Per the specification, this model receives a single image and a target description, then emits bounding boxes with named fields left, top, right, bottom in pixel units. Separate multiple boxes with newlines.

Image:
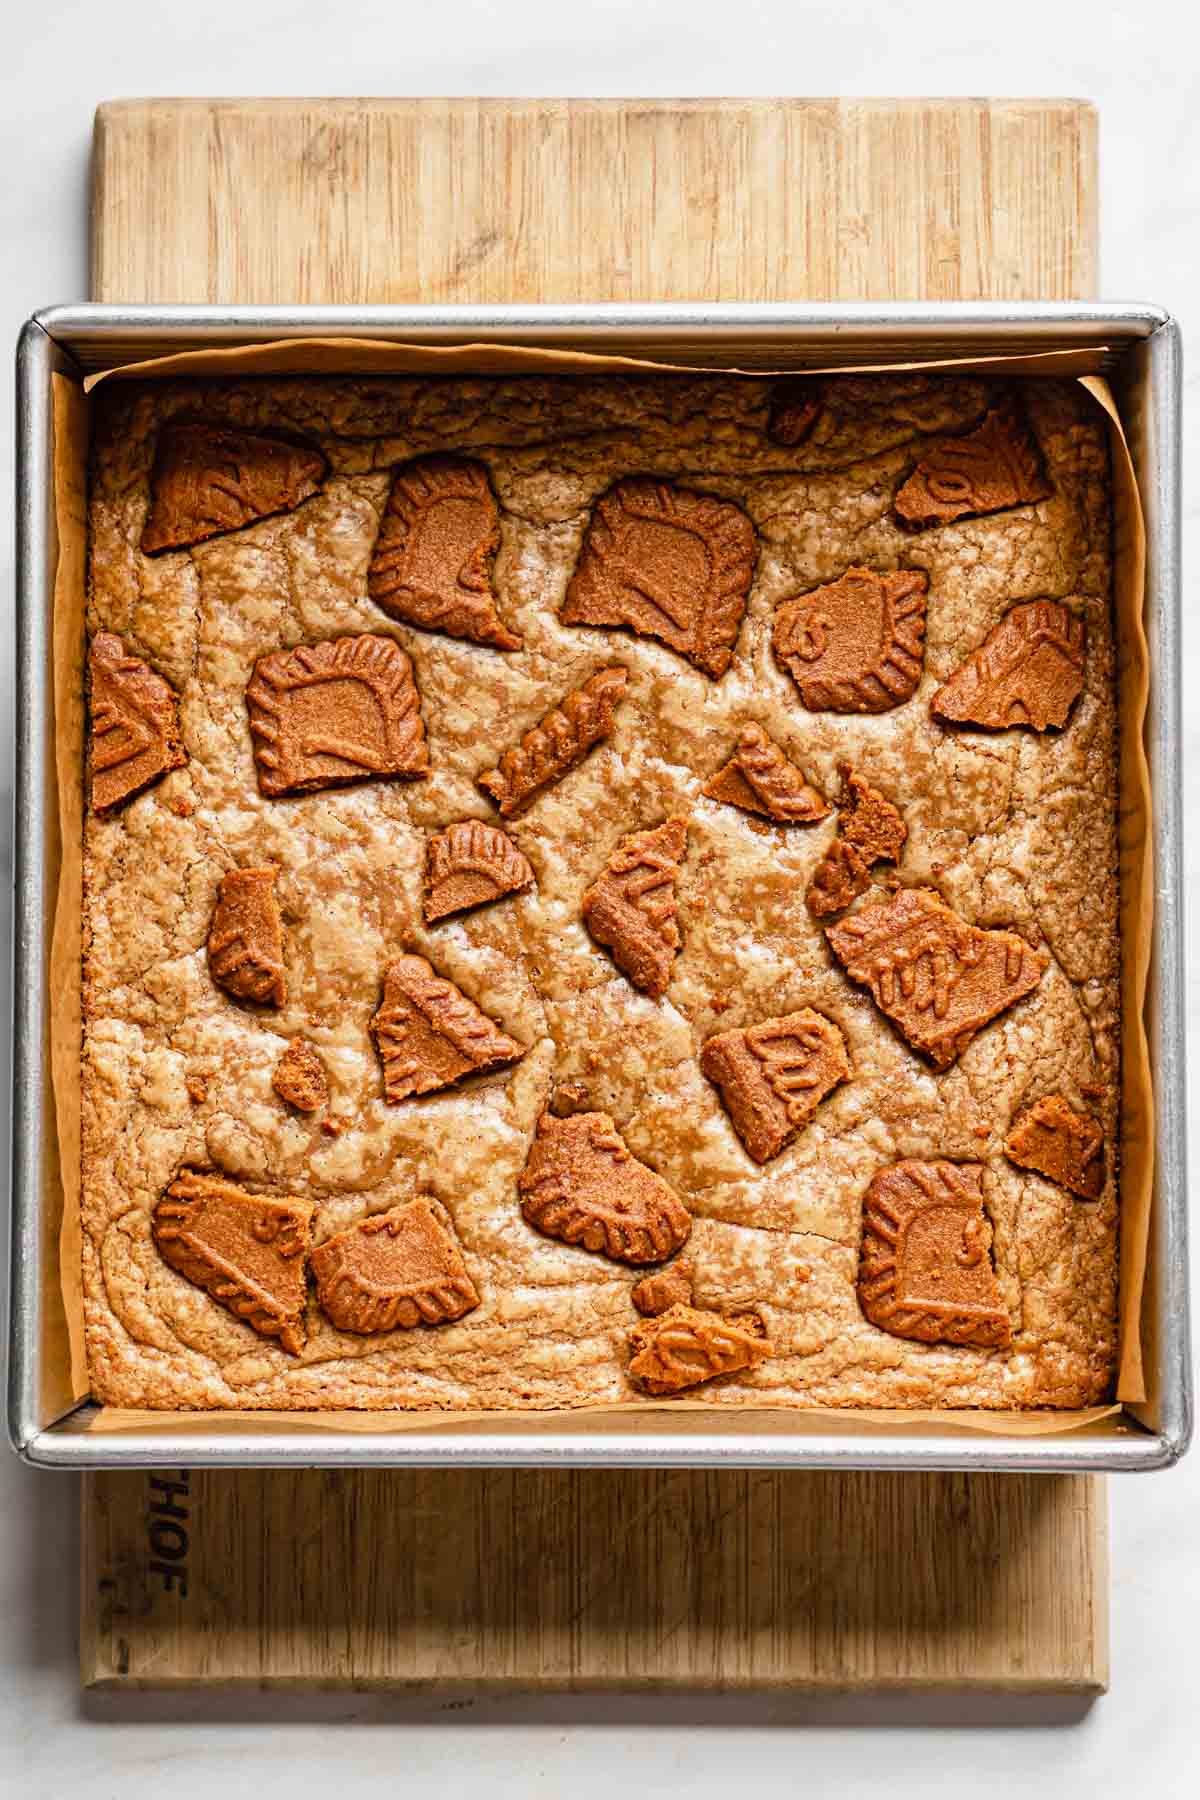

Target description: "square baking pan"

left=10, top=301, right=1189, bottom=1470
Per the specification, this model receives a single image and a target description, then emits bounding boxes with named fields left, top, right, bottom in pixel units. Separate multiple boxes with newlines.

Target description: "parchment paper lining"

left=81, top=341, right=1111, bottom=389
left=49, top=338, right=1152, bottom=1432
left=81, top=1403, right=1122, bottom=1437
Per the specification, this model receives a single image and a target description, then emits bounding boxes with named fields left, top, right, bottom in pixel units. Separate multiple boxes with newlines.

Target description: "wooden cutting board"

left=81, top=96, right=1105, bottom=1693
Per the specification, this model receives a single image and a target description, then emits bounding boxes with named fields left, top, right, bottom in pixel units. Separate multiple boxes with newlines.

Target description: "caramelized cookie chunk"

left=703, top=723, right=830, bottom=824
left=562, top=477, right=756, bottom=678
left=581, top=817, right=687, bottom=999
left=88, top=632, right=188, bottom=813
left=370, top=952, right=526, bottom=1103
left=858, top=1160, right=1011, bottom=1348
left=424, top=819, right=534, bottom=923
left=628, top=1303, right=772, bottom=1394
left=207, top=867, right=286, bottom=1007
left=272, top=1039, right=329, bottom=1113
left=153, top=1168, right=314, bottom=1356
left=519, top=1109, right=692, bottom=1266
left=773, top=568, right=928, bottom=713
left=893, top=397, right=1051, bottom=529
left=631, top=1263, right=693, bottom=1318
left=246, top=633, right=428, bottom=797
left=311, top=1197, right=479, bottom=1334
left=141, top=423, right=327, bottom=554
left=1004, top=1094, right=1105, bottom=1200
left=478, top=666, right=627, bottom=817
left=837, top=767, right=907, bottom=864
left=931, top=600, right=1086, bottom=732
left=766, top=380, right=824, bottom=447
left=805, top=838, right=871, bottom=918
left=367, top=453, right=521, bottom=651
left=701, top=1008, right=850, bottom=1164
left=827, top=887, right=1047, bottom=1070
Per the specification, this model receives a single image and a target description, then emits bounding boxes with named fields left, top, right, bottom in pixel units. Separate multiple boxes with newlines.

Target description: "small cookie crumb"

left=272, top=1038, right=329, bottom=1113
left=631, top=1262, right=693, bottom=1317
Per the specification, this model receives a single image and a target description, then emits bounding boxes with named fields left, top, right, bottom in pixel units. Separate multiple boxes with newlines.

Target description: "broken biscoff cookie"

left=826, top=888, right=1047, bottom=1070
left=703, top=723, right=829, bottom=824
left=581, top=817, right=687, bottom=999
left=857, top=1160, right=1011, bottom=1349
left=628, top=1304, right=773, bottom=1394
left=893, top=397, right=1051, bottom=529
left=1004, top=1094, right=1105, bottom=1200
left=88, top=632, right=188, bottom=813
left=207, top=867, right=287, bottom=1008
left=562, top=476, right=756, bottom=678
left=423, top=819, right=535, bottom=923
left=370, top=953, right=526, bottom=1103
left=478, top=666, right=628, bottom=817
left=311, top=1198, right=480, bottom=1334
left=152, top=1168, right=314, bottom=1356
left=700, top=1008, right=850, bottom=1163
left=246, top=633, right=428, bottom=797
left=773, top=568, right=928, bottom=713
left=519, top=1109, right=692, bottom=1266
left=931, top=600, right=1086, bottom=733
left=367, top=453, right=521, bottom=651
left=141, top=423, right=328, bottom=554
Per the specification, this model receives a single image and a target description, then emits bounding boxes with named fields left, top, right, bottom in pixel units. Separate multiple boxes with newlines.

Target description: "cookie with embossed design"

left=478, top=666, right=628, bottom=817
left=312, top=1198, right=480, bottom=1335
left=581, top=816, right=687, bottom=999
left=857, top=1160, right=1011, bottom=1348
left=152, top=1168, right=315, bottom=1356
left=519, top=1109, right=692, bottom=1266
left=88, top=633, right=188, bottom=813
left=893, top=396, right=1051, bottom=529
left=246, top=633, right=428, bottom=797
left=370, top=952, right=526, bottom=1103
left=562, top=477, right=756, bottom=678
left=141, top=423, right=327, bottom=554
left=368, top=453, right=521, bottom=650
left=773, top=568, right=928, bottom=713
left=931, top=600, right=1086, bottom=732
left=701, top=1008, right=850, bottom=1164
left=207, top=867, right=286, bottom=1007
left=423, top=819, right=534, bottom=923
left=703, top=723, right=829, bottom=824
left=826, top=887, right=1047, bottom=1070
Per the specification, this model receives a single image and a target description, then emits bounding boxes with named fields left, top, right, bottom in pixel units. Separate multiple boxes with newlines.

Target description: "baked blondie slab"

left=80, top=371, right=1118, bottom=1410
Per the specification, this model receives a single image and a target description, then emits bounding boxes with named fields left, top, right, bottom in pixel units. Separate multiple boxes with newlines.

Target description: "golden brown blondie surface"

left=81, top=371, right=1118, bottom=1411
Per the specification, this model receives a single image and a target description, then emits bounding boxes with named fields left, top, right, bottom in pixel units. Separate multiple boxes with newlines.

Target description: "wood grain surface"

left=92, top=96, right=1097, bottom=305
left=81, top=94, right=1106, bottom=1693
left=82, top=1467, right=1107, bottom=1691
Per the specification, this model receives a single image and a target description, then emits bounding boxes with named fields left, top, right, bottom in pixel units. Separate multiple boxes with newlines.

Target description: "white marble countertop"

left=3, top=1, right=1196, bottom=1792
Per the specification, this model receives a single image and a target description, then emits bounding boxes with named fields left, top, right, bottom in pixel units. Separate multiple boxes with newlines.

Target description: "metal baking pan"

left=9, top=301, right=1189, bottom=1470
